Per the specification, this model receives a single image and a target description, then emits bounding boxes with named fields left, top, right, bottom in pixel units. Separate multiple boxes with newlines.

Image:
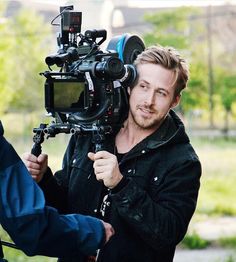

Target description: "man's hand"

left=22, top=153, right=48, bottom=183
left=88, top=151, right=123, bottom=189
left=100, top=221, right=115, bottom=244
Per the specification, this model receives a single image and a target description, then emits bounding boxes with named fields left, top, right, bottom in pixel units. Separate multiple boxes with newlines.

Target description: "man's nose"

left=144, top=91, right=155, bottom=105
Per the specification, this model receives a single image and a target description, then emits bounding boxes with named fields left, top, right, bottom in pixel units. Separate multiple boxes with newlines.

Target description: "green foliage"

left=142, top=7, right=209, bottom=113
left=142, top=6, right=236, bottom=120
left=0, top=3, right=14, bottom=113
left=223, top=256, right=236, bottom=262
left=143, top=7, right=199, bottom=49
left=0, top=5, right=53, bottom=113
left=183, top=61, right=208, bottom=111
left=217, top=73, right=236, bottom=112
left=181, top=231, right=210, bottom=249
left=218, top=236, right=236, bottom=248
left=181, top=233, right=236, bottom=256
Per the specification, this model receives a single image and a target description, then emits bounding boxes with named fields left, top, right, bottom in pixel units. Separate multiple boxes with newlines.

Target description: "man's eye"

left=140, top=84, right=147, bottom=89
left=157, top=90, right=166, bottom=96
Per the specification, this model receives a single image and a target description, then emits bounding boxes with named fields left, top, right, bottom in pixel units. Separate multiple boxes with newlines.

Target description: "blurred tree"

left=142, top=5, right=236, bottom=128
left=215, top=71, right=236, bottom=134
left=212, top=5, right=236, bottom=132
left=143, top=7, right=194, bottom=49
left=0, top=2, right=13, bottom=114
left=0, top=5, right=53, bottom=114
left=143, top=7, right=208, bottom=115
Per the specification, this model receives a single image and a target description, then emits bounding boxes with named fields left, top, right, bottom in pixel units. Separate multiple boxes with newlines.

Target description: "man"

left=0, top=121, right=114, bottom=259
left=23, top=45, right=201, bottom=262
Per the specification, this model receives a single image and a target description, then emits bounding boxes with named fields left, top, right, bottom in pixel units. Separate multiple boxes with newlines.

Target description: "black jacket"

left=40, top=110, right=201, bottom=262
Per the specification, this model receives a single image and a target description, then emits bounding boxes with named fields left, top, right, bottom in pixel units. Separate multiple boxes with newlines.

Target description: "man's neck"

left=115, top=118, right=158, bottom=154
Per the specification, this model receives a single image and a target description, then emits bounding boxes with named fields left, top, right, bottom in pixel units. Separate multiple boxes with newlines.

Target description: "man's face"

left=128, top=63, right=180, bottom=131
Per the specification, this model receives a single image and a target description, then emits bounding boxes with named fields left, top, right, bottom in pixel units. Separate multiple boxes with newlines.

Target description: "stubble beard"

left=129, top=106, right=162, bottom=131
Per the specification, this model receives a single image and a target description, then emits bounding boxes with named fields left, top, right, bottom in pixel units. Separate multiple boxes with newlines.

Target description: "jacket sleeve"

left=111, top=157, right=201, bottom=251
left=0, top=121, right=104, bottom=257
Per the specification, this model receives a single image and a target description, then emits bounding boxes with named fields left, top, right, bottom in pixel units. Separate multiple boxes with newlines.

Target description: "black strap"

left=0, top=239, right=7, bottom=261
left=0, top=239, right=4, bottom=258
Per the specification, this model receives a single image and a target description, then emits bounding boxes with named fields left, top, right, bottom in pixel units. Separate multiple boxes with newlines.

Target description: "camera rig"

left=31, top=5, right=145, bottom=154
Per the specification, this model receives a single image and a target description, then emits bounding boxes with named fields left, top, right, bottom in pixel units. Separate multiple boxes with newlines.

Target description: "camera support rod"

left=31, top=124, right=47, bottom=157
left=31, top=122, right=112, bottom=157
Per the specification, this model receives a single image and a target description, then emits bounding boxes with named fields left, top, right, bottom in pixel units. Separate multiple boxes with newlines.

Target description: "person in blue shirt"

left=0, top=121, right=114, bottom=259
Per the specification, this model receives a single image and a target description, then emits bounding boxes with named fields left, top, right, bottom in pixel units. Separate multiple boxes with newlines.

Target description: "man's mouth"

left=138, top=106, right=154, bottom=117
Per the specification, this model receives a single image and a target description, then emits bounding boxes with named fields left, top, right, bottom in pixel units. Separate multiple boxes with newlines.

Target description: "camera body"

left=32, top=5, right=145, bottom=154
left=43, top=50, right=134, bottom=127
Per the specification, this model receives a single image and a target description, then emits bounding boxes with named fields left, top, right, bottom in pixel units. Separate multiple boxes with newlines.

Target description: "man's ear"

left=127, top=86, right=131, bottom=95
left=171, top=94, right=181, bottom=109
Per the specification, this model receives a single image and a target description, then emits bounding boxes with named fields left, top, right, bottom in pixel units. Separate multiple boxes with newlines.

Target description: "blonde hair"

left=134, top=45, right=189, bottom=97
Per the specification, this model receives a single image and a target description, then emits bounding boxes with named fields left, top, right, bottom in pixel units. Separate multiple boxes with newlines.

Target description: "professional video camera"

left=31, top=5, right=145, bottom=154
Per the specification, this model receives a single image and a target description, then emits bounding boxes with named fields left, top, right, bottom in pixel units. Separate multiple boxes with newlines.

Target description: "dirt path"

left=174, top=216, right=236, bottom=262
left=174, top=247, right=236, bottom=262
left=190, top=217, right=236, bottom=240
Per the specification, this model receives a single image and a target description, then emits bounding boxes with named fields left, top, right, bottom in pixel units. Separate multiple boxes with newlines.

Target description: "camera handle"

left=93, top=132, right=105, bottom=152
left=92, top=125, right=112, bottom=152
left=31, top=124, right=47, bottom=157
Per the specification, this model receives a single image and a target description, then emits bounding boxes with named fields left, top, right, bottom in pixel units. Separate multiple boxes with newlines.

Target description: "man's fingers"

left=28, top=168, right=40, bottom=175
left=22, top=152, right=37, bottom=162
left=93, top=151, right=112, bottom=160
left=101, top=221, right=115, bottom=244
left=26, top=161, right=41, bottom=170
left=88, top=152, right=95, bottom=161
left=37, top=154, right=48, bottom=164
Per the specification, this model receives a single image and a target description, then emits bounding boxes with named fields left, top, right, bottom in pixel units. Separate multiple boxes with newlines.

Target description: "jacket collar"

left=108, top=110, right=189, bottom=156
left=146, top=110, right=189, bottom=149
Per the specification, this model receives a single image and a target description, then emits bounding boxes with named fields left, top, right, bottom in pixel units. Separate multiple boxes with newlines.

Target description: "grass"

left=218, top=236, right=236, bottom=249
left=181, top=231, right=211, bottom=249
left=179, top=136, right=236, bottom=252
left=222, top=256, right=236, bottom=262
left=181, top=233, right=236, bottom=250
left=0, top=226, right=57, bottom=262
left=1, top=248, right=56, bottom=262
left=190, top=137, right=236, bottom=217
